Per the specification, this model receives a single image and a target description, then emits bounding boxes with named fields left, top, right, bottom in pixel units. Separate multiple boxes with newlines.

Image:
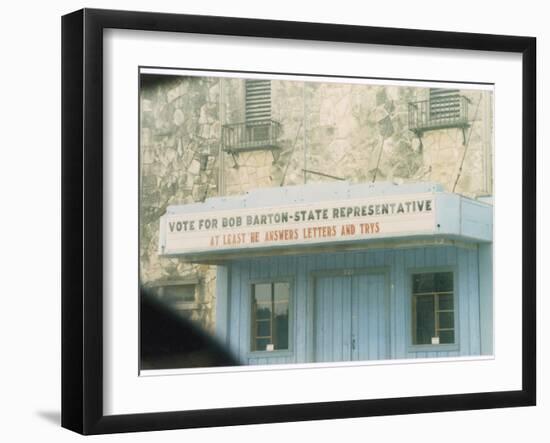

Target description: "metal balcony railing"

left=408, top=95, right=469, bottom=136
left=222, top=120, right=282, bottom=153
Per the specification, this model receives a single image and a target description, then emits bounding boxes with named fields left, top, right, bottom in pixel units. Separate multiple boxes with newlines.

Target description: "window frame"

left=146, top=279, right=200, bottom=312
left=247, top=276, right=294, bottom=358
left=407, top=266, right=460, bottom=353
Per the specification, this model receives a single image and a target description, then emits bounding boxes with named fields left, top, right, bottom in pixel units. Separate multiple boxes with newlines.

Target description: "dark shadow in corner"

left=140, top=286, right=240, bottom=370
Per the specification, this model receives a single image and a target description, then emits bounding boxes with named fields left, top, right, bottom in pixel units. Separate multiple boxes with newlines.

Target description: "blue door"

left=314, top=272, right=389, bottom=362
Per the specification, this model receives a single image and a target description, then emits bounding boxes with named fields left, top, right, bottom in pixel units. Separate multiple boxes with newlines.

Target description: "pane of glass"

left=274, top=311, right=289, bottom=350
left=255, top=304, right=272, bottom=320
left=161, top=284, right=195, bottom=303
left=435, top=272, right=453, bottom=292
left=273, top=282, right=289, bottom=349
left=274, top=301, right=289, bottom=316
left=415, top=295, right=435, bottom=344
left=255, top=338, right=270, bottom=351
left=438, top=311, right=454, bottom=329
left=439, top=330, right=455, bottom=344
left=253, top=283, right=272, bottom=304
left=274, top=282, right=290, bottom=301
left=438, top=293, right=454, bottom=310
left=256, top=320, right=271, bottom=337
left=413, top=273, right=435, bottom=294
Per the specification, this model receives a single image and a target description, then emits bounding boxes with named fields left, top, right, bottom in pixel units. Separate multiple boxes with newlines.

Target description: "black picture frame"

left=61, top=8, right=536, bottom=435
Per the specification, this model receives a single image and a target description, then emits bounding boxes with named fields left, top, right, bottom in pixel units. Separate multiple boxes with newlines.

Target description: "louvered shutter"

left=245, top=80, right=271, bottom=123
left=429, top=88, right=461, bottom=123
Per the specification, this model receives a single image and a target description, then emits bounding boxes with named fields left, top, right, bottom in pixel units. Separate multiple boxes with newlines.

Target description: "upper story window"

left=412, top=271, right=455, bottom=345
left=251, top=281, right=290, bottom=352
left=408, top=88, right=470, bottom=147
left=222, top=79, right=281, bottom=155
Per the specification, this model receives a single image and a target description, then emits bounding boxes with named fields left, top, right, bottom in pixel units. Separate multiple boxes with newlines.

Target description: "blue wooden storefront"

left=159, top=181, right=493, bottom=366
left=215, top=244, right=490, bottom=365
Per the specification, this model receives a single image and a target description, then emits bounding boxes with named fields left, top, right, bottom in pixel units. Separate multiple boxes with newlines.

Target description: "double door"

left=314, top=271, right=389, bottom=362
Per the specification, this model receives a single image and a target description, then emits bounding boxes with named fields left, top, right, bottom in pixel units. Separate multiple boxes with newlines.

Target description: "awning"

left=158, top=182, right=492, bottom=264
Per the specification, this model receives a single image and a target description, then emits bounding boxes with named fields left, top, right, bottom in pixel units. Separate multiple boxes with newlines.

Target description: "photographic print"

left=139, top=69, right=494, bottom=372
left=62, top=9, right=535, bottom=433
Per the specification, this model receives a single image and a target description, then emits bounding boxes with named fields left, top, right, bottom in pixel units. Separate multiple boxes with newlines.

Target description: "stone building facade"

left=139, top=73, right=493, bottom=335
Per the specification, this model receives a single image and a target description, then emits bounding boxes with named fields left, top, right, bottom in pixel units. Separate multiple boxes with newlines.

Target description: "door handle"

left=351, top=336, right=356, bottom=350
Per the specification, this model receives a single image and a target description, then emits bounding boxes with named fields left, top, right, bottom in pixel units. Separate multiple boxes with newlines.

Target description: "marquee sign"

left=159, top=193, right=437, bottom=256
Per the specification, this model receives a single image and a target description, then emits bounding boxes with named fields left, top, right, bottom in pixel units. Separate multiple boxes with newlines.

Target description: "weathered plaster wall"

left=139, top=74, right=493, bottom=333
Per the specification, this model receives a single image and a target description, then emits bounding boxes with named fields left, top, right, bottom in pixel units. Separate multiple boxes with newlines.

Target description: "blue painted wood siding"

left=223, top=245, right=483, bottom=365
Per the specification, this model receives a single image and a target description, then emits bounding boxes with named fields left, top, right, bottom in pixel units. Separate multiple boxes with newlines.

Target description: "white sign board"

left=159, top=193, right=436, bottom=256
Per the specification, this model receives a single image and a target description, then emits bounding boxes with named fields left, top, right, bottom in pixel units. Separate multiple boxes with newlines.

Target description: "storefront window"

left=412, top=272, right=455, bottom=345
left=251, top=282, right=290, bottom=352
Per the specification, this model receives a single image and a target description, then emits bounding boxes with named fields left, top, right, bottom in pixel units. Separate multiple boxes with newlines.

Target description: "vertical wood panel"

left=425, top=247, right=436, bottom=267
left=358, top=251, right=368, bottom=269
left=383, top=249, right=393, bottom=267
left=215, top=265, right=230, bottom=344
left=345, top=252, right=355, bottom=271
left=305, top=256, right=314, bottom=362
left=436, top=246, right=447, bottom=266
left=381, top=274, right=388, bottom=358
left=468, top=248, right=481, bottom=354
left=415, top=247, right=426, bottom=267
left=458, top=248, right=471, bottom=356
left=296, top=256, right=307, bottom=363
left=322, top=277, right=331, bottom=362
left=387, top=250, right=396, bottom=359
left=403, top=249, right=416, bottom=358
left=447, top=245, right=457, bottom=265
left=238, top=260, right=250, bottom=359
left=367, top=275, right=379, bottom=359
left=229, top=262, right=242, bottom=357
left=365, top=250, right=375, bottom=267
left=326, top=276, right=335, bottom=361
left=283, top=256, right=296, bottom=363
left=374, top=250, right=384, bottom=267
left=356, top=274, right=366, bottom=360
left=405, top=248, right=417, bottom=268
left=332, top=277, right=344, bottom=361
left=315, top=276, right=326, bottom=362
left=394, top=249, right=406, bottom=358
left=351, top=273, right=388, bottom=361
left=478, top=243, right=493, bottom=355
left=327, top=252, right=338, bottom=271
left=342, top=276, right=352, bottom=361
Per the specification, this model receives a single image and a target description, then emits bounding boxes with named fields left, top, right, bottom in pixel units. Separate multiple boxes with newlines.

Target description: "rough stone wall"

left=268, top=81, right=492, bottom=196
left=139, top=74, right=493, bottom=334
left=140, top=75, right=224, bottom=330
left=420, top=90, right=493, bottom=196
